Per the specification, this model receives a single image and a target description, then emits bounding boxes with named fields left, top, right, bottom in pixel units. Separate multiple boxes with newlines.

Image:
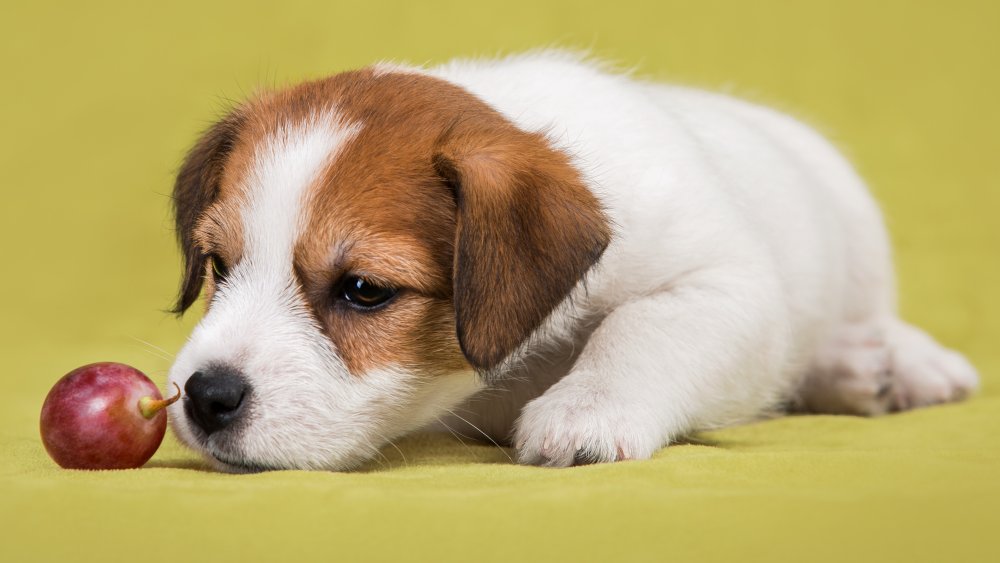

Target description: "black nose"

left=184, top=366, right=250, bottom=435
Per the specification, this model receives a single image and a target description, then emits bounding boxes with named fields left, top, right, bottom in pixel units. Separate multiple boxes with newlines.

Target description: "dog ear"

left=434, top=127, right=611, bottom=370
left=171, top=113, right=243, bottom=314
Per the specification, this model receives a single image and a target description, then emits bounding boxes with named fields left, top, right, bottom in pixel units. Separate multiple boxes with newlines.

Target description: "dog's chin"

left=168, top=415, right=268, bottom=473
left=204, top=445, right=372, bottom=473
left=205, top=449, right=274, bottom=474
left=184, top=433, right=282, bottom=473
left=172, top=419, right=371, bottom=473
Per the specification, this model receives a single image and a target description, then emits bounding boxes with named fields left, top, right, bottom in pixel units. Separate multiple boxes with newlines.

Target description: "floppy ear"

left=171, top=113, right=243, bottom=314
left=434, top=127, right=612, bottom=370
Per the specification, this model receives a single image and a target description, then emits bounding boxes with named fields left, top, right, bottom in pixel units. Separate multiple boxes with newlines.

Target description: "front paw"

left=513, top=385, right=659, bottom=467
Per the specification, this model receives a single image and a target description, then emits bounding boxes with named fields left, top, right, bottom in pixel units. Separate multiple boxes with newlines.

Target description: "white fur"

left=435, top=53, right=976, bottom=465
left=170, top=52, right=978, bottom=470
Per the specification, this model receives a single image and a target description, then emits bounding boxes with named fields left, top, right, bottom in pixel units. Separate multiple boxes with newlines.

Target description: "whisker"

left=434, top=416, right=476, bottom=458
left=129, top=345, right=172, bottom=363
left=372, top=431, right=408, bottom=467
left=444, top=408, right=514, bottom=464
left=131, top=336, right=175, bottom=358
left=128, top=336, right=175, bottom=362
left=361, top=441, right=389, bottom=471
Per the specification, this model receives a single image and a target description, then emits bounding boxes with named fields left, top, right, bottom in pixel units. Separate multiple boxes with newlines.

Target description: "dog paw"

left=890, top=323, right=979, bottom=410
left=512, top=383, right=659, bottom=467
left=800, top=324, right=895, bottom=415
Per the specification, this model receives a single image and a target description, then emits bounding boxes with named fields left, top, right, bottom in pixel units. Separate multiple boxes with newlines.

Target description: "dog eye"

left=208, top=254, right=229, bottom=282
left=339, top=276, right=396, bottom=309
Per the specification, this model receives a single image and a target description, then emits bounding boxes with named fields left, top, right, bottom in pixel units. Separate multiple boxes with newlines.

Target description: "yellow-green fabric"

left=2, top=1, right=997, bottom=562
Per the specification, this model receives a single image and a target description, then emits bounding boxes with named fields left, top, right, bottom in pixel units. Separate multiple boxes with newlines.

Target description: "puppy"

left=167, top=52, right=978, bottom=471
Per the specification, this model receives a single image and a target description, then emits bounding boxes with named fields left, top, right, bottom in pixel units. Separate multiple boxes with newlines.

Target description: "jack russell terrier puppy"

left=166, top=52, right=978, bottom=471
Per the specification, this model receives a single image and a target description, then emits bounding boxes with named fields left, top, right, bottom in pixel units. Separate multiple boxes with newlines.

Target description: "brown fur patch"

left=190, top=197, right=246, bottom=303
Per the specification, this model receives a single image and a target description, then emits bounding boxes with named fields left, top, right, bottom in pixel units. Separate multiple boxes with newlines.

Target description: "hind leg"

left=797, top=318, right=978, bottom=415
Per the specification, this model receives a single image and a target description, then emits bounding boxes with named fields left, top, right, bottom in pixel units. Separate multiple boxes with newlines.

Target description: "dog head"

left=166, top=68, right=610, bottom=471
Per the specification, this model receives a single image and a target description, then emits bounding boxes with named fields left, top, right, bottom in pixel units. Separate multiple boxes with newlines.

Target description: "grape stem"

left=138, top=383, right=182, bottom=419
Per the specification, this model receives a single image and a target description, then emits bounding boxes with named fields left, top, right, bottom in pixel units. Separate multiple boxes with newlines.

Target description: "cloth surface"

left=1, top=1, right=997, bottom=561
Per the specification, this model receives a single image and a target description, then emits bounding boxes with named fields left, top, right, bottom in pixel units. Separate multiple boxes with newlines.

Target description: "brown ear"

left=434, top=127, right=612, bottom=369
left=171, top=113, right=243, bottom=314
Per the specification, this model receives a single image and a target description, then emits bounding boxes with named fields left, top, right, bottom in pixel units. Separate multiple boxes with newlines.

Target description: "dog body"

left=167, top=53, right=977, bottom=471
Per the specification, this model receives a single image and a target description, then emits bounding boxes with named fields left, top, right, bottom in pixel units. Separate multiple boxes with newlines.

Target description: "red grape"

left=40, top=362, right=180, bottom=470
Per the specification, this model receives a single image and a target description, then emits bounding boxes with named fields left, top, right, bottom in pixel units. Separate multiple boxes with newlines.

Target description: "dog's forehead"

left=297, top=75, right=473, bottom=293
left=213, top=69, right=486, bottom=288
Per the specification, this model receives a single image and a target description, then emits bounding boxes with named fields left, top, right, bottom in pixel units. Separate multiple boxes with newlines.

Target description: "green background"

left=2, top=1, right=998, bottom=561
